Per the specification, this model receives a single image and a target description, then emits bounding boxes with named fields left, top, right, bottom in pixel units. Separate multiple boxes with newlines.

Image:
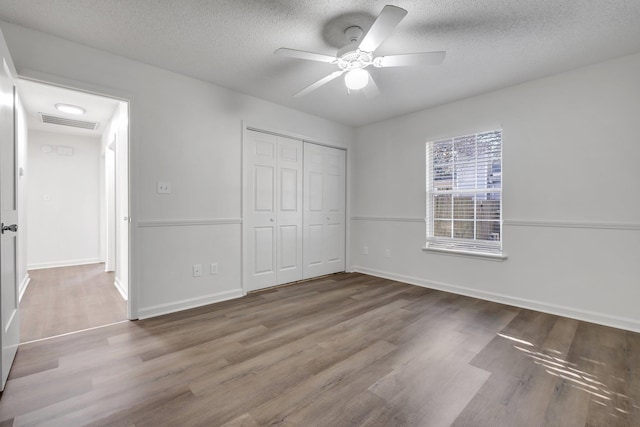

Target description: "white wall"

left=351, top=52, right=640, bottom=332
left=0, top=21, right=355, bottom=318
left=26, top=131, right=102, bottom=269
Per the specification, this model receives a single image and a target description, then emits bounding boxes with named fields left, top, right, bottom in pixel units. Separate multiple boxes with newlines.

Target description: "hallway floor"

left=19, top=263, right=127, bottom=342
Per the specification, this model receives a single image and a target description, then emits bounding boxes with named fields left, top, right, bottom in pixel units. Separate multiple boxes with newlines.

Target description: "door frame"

left=18, top=69, right=138, bottom=319
left=241, top=121, right=351, bottom=293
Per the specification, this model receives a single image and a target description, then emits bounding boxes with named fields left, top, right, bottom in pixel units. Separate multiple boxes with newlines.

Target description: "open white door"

left=0, top=58, right=19, bottom=391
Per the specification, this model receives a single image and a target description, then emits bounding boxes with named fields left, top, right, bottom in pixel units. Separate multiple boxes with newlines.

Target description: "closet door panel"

left=279, top=226, right=298, bottom=269
left=280, top=169, right=297, bottom=211
left=275, top=137, right=303, bottom=285
left=254, top=227, right=274, bottom=273
left=255, top=166, right=274, bottom=211
left=303, top=143, right=346, bottom=279
left=306, top=224, right=323, bottom=266
left=325, top=148, right=346, bottom=272
left=243, top=131, right=277, bottom=291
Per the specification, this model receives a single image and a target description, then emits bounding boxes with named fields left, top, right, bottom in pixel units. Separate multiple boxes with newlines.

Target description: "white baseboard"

left=350, top=265, right=640, bottom=333
left=27, top=258, right=102, bottom=270
left=19, top=274, right=31, bottom=302
left=138, top=289, right=245, bottom=319
left=114, top=278, right=128, bottom=301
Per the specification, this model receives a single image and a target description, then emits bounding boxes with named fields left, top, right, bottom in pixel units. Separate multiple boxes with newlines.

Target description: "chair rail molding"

left=351, top=216, right=424, bottom=223
left=138, top=218, right=243, bottom=228
left=504, top=219, right=640, bottom=231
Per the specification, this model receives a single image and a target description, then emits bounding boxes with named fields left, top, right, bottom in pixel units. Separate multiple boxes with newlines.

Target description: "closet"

left=242, top=128, right=346, bottom=292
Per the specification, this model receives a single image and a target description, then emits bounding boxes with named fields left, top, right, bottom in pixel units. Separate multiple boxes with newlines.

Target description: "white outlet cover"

left=210, top=263, right=218, bottom=275
left=157, top=181, right=171, bottom=194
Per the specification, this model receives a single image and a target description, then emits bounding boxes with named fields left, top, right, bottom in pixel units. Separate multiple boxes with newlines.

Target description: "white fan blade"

left=294, top=70, right=345, bottom=98
left=275, top=48, right=337, bottom=63
left=376, top=51, right=446, bottom=67
left=363, top=74, right=380, bottom=99
left=358, top=5, right=408, bottom=53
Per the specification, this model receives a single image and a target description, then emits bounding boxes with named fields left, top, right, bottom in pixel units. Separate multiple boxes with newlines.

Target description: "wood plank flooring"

left=20, top=264, right=127, bottom=342
left=1, top=273, right=639, bottom=426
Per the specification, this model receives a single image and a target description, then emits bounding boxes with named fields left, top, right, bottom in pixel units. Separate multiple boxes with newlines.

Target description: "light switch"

left=157, top=182, right=171, bottom=194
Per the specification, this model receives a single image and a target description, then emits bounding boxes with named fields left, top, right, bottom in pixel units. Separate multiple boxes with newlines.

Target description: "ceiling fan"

left=275, top=5, right=445, bottom=98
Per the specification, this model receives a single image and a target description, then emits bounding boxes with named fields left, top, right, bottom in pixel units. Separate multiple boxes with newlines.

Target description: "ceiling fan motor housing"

left=344, top=25, right=363, bottom=43
left=336, top=47, right=373, bottom=71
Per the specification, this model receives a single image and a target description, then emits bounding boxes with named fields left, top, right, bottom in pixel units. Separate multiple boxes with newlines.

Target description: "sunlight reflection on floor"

left=498, top=333, right=633, bottom=420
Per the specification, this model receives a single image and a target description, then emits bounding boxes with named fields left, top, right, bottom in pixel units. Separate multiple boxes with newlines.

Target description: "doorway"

left=16, top=79, right=130, bottom=342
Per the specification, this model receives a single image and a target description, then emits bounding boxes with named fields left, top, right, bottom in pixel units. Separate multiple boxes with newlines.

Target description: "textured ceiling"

left=1, top=0, right=640, bottom=127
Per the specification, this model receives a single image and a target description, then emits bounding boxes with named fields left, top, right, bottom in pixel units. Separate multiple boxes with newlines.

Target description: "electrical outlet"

left=363, top=246, right=369, bottom=255
left=384, top=249, right=391, bottom=258
left=210, top=262, right=218, bottom=275
left=192, top=264, right=202, bottom=277
left=157, top=181, right=171, bottom=194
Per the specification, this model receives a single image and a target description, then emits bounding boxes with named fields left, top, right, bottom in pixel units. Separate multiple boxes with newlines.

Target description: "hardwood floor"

left=2, top=273, right=638, bottom=426
left=20, top=263, right=127, bottom=342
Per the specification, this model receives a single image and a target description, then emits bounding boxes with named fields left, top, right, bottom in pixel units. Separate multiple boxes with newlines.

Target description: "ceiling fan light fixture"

left=344, top=68, right=369, bottom=90
left=275, top=5, right=444, bottom=97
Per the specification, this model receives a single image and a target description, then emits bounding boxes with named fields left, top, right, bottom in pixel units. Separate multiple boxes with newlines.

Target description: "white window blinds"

left=426, top=129, right=502, bottom=254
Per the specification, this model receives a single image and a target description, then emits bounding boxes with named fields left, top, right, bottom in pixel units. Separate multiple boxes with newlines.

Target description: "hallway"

left=19, top=263, right=127, bottom=342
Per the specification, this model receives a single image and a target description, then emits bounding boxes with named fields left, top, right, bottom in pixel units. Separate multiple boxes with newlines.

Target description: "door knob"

left=1, top=223, right=18, bottom=234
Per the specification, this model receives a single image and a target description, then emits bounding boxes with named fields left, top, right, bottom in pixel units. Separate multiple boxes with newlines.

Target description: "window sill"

left=422, top=246, right=508, bottom=261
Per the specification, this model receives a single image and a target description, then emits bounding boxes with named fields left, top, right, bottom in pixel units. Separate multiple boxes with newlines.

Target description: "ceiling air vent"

left=39, top=113, right=99, bottom=130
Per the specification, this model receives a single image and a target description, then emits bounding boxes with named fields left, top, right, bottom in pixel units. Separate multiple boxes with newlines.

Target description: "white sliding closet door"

left=275, top=137, right=304, bottom=285
left=243, top=130, right=303, bottom=292
left=303, top=142, right=346, bottom=279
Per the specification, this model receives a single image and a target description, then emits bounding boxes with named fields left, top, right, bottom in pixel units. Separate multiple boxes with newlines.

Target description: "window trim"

left=425, top=129, right=504, bottom=258
left=422, top=245, right=508, bottom=261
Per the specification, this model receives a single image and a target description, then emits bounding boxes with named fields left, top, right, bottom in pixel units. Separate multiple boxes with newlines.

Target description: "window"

left=425, top=129, right=503, bottom=256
